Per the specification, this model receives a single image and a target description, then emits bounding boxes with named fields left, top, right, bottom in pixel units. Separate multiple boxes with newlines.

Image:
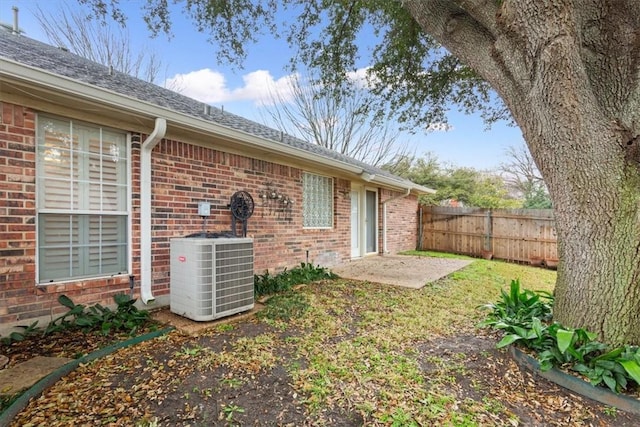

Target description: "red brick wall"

left=146, top=138, right=352, bottom=299
left=0, top=102, right=352, bottom=325
left=380, top=189, right=420, bottom=254
left=0, top=103, right=39, bottom=323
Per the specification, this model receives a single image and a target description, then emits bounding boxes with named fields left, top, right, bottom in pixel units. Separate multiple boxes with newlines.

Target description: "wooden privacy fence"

left=419, top=206, right=558, bottom=265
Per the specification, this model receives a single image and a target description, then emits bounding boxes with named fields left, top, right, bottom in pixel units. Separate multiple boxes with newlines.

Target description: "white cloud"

left=426, top=122, right=454, bottom=132
left=164, top=68, right=297, bottom=106
left=346, top=67, right=373, bottom=88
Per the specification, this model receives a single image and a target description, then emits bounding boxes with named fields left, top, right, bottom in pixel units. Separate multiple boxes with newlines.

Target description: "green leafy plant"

left=44, top=293, right=150, bottom=336
left=480, top=279, right=640, bottom=393
left=0, top=321, right=41, bottom=345
left=479, top=279, right=553, bottom=328
left=537, top=327, right=605, bottom=371
left=222, top=403, right=245, bottom=422
left=254, top=262, right=336, bottom=297
left=176, top=345, right=204, bottom=357
left=570, top=345, right=640, bottom=393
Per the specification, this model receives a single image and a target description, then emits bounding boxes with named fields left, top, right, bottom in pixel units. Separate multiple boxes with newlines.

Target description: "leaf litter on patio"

left=7, top=258, right=640, bottom=426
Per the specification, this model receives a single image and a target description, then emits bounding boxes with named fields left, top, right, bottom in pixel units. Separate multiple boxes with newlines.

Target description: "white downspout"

left=382, top=188, right=411, bottom=254
left=140, top=118, right=167, bottom=303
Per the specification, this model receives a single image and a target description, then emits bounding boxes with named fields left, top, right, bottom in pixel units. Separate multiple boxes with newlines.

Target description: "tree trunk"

left=405, top=0, right=640, bottom=344
left=532, top=120, right=640, bottom=346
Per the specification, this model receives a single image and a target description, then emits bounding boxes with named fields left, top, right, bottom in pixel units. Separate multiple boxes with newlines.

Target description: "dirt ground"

left=331, top=254, right=473, bottom=288
left=7, top=316, right=640, bottom=426
left=3, top=256, right=640, bottom=426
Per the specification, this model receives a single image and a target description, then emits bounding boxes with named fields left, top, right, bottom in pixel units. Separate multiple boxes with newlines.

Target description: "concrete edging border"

left=509, top=346, right=640, bottom=416
left=0, top=327, right=175, bottom=425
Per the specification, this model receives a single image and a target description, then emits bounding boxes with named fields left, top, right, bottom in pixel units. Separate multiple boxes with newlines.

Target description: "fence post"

left=484, top=209, right=493, bottom=254
left=417, top=206, right=423, bottom=251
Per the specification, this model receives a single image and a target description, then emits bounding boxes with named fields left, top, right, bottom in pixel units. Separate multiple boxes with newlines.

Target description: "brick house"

left=0, top=30, right=433, bottom=331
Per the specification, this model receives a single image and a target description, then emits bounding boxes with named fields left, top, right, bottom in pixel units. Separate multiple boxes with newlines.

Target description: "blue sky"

left=1, top=1, right=528, bottom=170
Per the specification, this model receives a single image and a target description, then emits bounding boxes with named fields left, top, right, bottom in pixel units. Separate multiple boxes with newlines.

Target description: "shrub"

left=480, top=279, right=640, bottom=393
left=44, top=293, right=151, bottom=336
left=1, top=294, right=152, bottom=347
left=254, top=262, right=336, bottom=297
left=0, top=321, right=40, bottom=345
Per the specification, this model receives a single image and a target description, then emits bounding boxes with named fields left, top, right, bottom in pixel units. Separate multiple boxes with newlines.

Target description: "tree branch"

left=402, top=0, right=528, bottom=121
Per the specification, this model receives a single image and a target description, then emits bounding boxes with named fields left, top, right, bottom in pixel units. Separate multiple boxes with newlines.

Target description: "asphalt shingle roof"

left=0, top=29, right=423, bottom=188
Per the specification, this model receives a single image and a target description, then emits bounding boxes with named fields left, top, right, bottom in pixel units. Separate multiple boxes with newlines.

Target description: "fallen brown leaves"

left=4, top=278, right=640, bottom=426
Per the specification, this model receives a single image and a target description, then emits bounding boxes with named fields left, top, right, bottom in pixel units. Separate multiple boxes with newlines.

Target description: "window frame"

left=35, top=114, right=132, bottom=284
left=302, top=172, right=334, bottom=229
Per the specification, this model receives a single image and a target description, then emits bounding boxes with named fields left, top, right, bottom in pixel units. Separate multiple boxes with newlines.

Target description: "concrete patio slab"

left=151, top=303, right=265, bottom=335
left=331, top=254, right=473, bottom=289
left=0, top=356, right=73, bottom=396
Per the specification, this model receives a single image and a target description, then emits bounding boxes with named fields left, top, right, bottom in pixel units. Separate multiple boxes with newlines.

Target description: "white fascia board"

left=369, top=174, right=436, bottom=195
left=411, top=183, right=437, bottom=194
left=0, top=58, right=363, bottom=175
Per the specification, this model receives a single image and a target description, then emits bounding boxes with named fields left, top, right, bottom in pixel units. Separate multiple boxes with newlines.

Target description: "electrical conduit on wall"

left=140, top=118, right=167, bottom=304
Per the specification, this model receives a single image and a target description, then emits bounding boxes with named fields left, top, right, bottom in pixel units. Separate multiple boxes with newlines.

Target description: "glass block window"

left=302, top=172, right=333, bottom=228
left=36, top=115, right=129, bottom=283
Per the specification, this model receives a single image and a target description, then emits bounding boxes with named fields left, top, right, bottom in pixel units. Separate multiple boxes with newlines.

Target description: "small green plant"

left=221, top=377, right=244, bottom=388
left=44, top=293, right=150, bottom=336
left=257, top=291, right=310, bottom=322
left=192, top=386, right=212, bottom=398
left=222, top=403, right=245, bottom=422
left=0, top=321, right=40, bottom=345
left=216, top=323, right=234, bottom=332
left=381, top=408, right=419, bottom=427
left=254, top=262, right=336, bottom=296
left=177, top=345, right=204, bottom=357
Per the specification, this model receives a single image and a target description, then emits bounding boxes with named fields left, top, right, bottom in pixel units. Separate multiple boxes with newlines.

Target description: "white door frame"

left=350, top=185, right=378, bottom=258
left=350, top=188, right=361, bottom=258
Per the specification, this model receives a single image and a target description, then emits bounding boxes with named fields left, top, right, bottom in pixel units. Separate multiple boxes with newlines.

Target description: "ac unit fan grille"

left=214, top=242, right=254, bottom=316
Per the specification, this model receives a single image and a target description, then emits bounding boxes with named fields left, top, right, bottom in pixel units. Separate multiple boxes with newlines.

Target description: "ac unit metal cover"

left=170, top=237, right=254, bottom=321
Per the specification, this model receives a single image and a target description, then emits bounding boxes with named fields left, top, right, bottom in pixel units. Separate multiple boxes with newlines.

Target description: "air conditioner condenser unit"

left=170, top=237, right=254, bottom=321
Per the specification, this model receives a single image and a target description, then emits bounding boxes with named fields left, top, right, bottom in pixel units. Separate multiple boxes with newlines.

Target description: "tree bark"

left=404, top=0, right=640, bottom=344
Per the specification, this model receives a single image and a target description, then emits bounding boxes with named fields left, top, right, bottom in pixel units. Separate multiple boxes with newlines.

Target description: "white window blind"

left=37, top=116, right=128, bottom=283
left=302, top=172, right=333, bottom=228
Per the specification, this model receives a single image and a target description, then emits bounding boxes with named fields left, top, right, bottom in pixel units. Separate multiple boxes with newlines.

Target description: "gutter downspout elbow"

left=140, top=118, right=167, bottom=304
left=382, top=187, right=411, bottom=254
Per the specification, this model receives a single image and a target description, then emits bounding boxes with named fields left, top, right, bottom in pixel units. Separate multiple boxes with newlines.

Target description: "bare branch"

left=32, top=2, right=166, bottom=83
left=499, top=145, right=547, bottom=197
left=260, top=74, right=410, bottom=167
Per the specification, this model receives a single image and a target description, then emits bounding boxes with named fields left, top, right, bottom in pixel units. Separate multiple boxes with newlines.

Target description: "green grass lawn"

left=257, top=251, right=557, bottom=424
left=10, top=252, right=561, bottom=426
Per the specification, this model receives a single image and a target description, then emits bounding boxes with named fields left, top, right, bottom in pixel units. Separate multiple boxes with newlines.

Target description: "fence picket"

left=419, top=207, right=557, bottom=265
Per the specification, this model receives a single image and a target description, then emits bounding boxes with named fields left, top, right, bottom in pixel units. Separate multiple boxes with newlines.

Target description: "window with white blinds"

left=302, top=172, right=333, bottom=228
left=37, top=116, right=128, bottom=283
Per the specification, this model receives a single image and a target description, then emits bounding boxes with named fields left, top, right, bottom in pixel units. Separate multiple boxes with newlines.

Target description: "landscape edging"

left=509, top=346, right=640, bottom=416
left=0, top=327, right=175, bottom=425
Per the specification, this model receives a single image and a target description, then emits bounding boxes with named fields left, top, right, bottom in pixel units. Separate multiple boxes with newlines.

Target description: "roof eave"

left=0, top=58, right=363, bottom=175
left=1, top=57, right=435, bottom=195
